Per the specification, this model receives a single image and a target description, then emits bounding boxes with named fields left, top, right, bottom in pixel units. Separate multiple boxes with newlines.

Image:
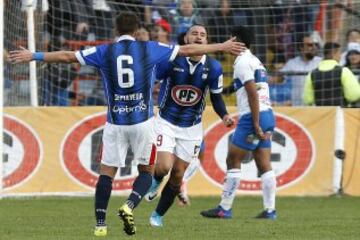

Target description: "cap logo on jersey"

left=171, top=85, right=202, bottom=106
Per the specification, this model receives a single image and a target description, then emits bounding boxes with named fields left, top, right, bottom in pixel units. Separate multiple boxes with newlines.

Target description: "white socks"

left=217, top=169, right=276, bottom=211
left=183, top=158, right=201, bottom=182
left=219, top=169, right=241, bottom=211
left=261, top=170, right=276, bottom=211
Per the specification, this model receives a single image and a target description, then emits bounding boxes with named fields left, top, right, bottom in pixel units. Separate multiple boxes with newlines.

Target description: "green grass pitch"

left=1, top=196, right=359, bottom=239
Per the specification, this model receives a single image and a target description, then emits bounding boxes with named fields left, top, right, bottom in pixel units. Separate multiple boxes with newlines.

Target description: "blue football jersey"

left=156, top=55, right=223, bottom=127
left=75, top=35, right=179, bottom=125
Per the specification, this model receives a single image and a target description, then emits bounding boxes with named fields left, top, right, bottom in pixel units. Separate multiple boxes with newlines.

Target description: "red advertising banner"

left=2, top=107, right=359, bottom=196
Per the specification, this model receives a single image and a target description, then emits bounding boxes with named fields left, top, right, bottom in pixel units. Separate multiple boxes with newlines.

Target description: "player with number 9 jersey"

left=147, top=25, right=235, bottom=228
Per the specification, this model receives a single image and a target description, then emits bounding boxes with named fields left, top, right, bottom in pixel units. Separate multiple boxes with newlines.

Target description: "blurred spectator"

left=207, top=0, right=234, bottom=44
left=111, top=0, right=145, bottom=22
left=196, top=0, right=220, bottom=8
left=3, top=49, right=12, bottom=106
left=303, top=42, right=360, bottom=106
left=268, top=1, right=321, bottom=62
left=268, top=54, right=292, bottom=106
left=328, top=0, right=354, bottom=42
left=281, top=34, right=322, bottom=106
left=170, top=0, right=204, bottom=39
left=150, top=18, right=172, bottom=44
left=136, top=25, right=151, bottom=41
left=291, top=1, right=320, bottom=43
left=78, top=79, right=106, bottom=106
left=90, top=0, right=113, bottom=40
left=267, top=1, right=293, bottom=61
left=47, top=0, right=92, bottom=48
left=46, top=0, right=94, bottom=106
left=344, top=48, right=360, bottom=77
left=144, top=0, right=176, bottom=24
left=340, top=29, right=360, bottom=65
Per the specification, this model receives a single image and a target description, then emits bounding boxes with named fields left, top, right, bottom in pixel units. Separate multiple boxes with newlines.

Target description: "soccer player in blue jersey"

left=201, top=25, right=277, bottom=220
left=9, top=13, right=244, bottom=236
left=146, top=24, right=235, bottom=227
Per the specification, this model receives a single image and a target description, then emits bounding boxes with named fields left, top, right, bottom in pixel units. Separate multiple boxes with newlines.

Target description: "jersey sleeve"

left=155, top=59, right=172, bottom=81
left=234, top=59, right=254, bottom=84
left=209, top=61, right=224, bottom=94
left=147, top=41, right=180, bottom=64
left=75, top=44, right=109, bottom=68
left=303, top=73, right=315, bottom=105
left=341, top=67, right=360, bottom=103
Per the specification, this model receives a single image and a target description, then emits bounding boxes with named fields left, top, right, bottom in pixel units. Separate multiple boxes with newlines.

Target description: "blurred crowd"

left=3, top=0, right=360, bottom=107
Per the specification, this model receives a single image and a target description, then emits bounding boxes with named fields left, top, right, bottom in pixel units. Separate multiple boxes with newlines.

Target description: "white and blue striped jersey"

left=157, top=55, right=223, bottom=127
left=233, top=50, right=272, bottom=116
left=75, top=35, right=179, bottom=125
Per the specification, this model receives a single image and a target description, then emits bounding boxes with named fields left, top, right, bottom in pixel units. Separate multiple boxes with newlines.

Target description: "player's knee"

left=226, top=154, right=240, bottom=169
left=138, top=164, right=154, bottom=175
left=155, top=164, right=171, bottom=177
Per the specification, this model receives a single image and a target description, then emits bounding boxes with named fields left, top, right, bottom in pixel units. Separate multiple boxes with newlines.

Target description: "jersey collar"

left=116, top=35, right=135, bottom=42
left=186, top=55, right=206, bottom=65
left=186, top=55, right=207, bottom=74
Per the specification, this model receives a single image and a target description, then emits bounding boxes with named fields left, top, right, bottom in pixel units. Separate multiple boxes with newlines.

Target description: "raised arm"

left=9, top=47, right=78, bottom=64
left=178, top=37, right=245, bottom=57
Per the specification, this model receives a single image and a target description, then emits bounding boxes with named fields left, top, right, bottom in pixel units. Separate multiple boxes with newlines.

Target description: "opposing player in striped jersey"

left=201, top=25, right=277, bottom=220
left=147, top=24, right=235, bottom=227
left=9, top=13, right=244, bottom=236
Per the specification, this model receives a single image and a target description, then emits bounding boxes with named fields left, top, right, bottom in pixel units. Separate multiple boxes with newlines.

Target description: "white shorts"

left=101, top=118, right=156, bottom=167
left=155, top=116, right=203, bottom=163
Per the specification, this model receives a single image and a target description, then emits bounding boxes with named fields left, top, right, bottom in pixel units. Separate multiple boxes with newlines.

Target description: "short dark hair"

left=115, top=12, right=140, bottom=35
left=186, top=24, right=208, bottom=34
left=297, top=33, right=314, bottom=50
left=177, top=32, right=187, bottom=45
left=323, top=42, right=340, bottom=57
left=231, top=25, right=254, bottom=48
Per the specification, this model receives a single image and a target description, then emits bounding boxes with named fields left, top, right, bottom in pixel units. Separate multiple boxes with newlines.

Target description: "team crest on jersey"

left=171, top=85, right=202, bottom=106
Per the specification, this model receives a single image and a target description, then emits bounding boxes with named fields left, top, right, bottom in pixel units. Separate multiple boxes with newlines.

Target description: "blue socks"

left=155, top=182, right=180, bottom=216
left=95, top=175, right=113, bottom=225
left=127, top=171, right=152, bottom=210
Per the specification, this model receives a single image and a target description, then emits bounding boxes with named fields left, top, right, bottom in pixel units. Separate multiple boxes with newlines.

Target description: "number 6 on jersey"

left=117, top=55, right=134, bottom=88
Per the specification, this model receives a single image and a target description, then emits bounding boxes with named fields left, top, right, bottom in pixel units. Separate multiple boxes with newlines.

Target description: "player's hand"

left=222, top=37, right=246, bottom=56
left=222, top=114, right=235, bottom=127
left=8, top=46, right=33, bottom=63
left=254, top=125, right=266, bottom=140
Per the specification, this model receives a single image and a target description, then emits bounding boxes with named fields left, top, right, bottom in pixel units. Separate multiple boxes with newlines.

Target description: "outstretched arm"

left=9, top=47, right=78, bottom=64
left=178, top=37, right=245, bottom=57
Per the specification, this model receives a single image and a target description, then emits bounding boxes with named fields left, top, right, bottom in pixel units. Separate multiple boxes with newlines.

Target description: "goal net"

left=3, top=0, right=360, bottom=107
